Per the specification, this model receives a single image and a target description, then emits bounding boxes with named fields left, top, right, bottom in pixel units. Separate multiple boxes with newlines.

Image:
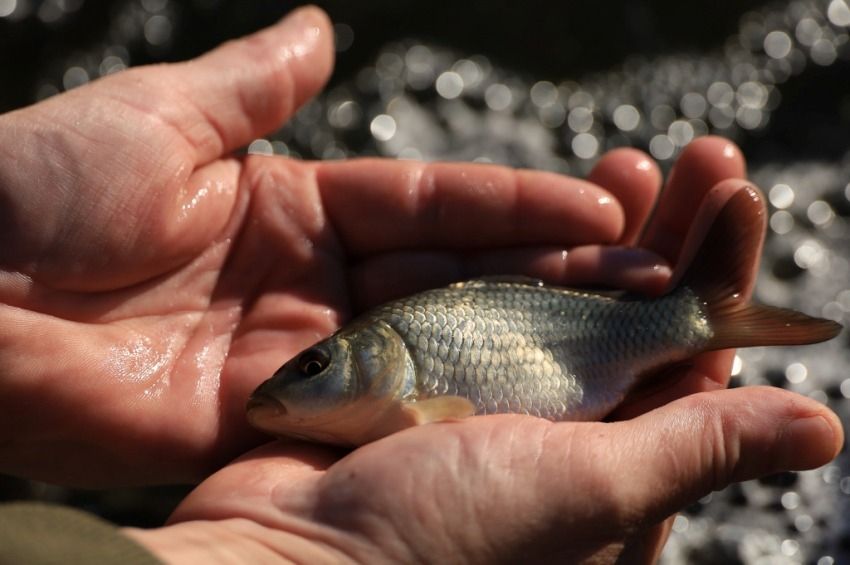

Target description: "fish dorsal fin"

left=449, top=277, right=629, bottom=300
left=570, top=287, right=629, bottom=300
left=449, top=275, right=545, bottom=289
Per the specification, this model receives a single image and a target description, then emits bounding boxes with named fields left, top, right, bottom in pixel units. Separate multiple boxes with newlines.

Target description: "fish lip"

left=246, top=393, right=288, bottom=421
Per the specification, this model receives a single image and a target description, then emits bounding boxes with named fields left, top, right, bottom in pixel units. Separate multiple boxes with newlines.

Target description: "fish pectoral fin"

left=362, top=396, right=477, bottom=442
left=401, top=396, right=477, bottom=424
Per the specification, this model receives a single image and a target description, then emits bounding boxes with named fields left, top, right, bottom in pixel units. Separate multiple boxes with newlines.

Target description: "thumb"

left=161, top=6, right=334, bottom=163
left=588, top=386, right=843, bottom=527
left=167, top=441, right=339, bottom=524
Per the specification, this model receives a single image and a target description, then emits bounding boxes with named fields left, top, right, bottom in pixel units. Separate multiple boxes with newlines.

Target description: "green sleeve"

left=0, top=502, right=161, bottom=565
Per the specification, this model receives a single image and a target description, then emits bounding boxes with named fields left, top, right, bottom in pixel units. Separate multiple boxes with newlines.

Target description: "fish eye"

left=297, top=348, right=330, bottom=377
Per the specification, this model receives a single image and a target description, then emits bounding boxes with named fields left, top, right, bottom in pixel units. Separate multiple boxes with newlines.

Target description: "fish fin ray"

left=361, top=396, right=476, bottom=441
left=401, top=395, right=476, bottom=424
left=708, top=301, right=841, bottom=349
left=676, top=187, right=765, bottom=302
left=672, top=186, right=842, bottom=348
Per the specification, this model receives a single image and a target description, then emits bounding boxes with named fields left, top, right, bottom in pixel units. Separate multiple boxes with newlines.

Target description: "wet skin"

left=0, top=7, right=842, bottom=564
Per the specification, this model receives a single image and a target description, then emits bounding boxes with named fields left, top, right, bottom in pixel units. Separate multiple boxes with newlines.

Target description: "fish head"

left=246, top=320, right=411, bottom=445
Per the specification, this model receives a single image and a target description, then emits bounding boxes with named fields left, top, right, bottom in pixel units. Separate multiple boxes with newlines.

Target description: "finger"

left=572, top=387, right=843, bottom=529
left=588, top=148, right=662, bottom=245
left=350, top=246, right=671, bottom=309
left=316, top=159, right=624, bottom=256
left=169, top=441, right=340, bottom=524
left=608, top=367, right=725, bottom=421
left=147, top=7, right=333, bottom=164
left=641, top=136, right=746, bottom=264
left=613, top=518, right=673, bottom=564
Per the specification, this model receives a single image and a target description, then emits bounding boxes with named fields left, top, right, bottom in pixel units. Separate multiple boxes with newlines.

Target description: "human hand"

left=127, top=386, right=842, bottom=564
left=134, top=137, right=844, bottom=563
left=0, top=6, right=670, bottom=486
left=132, top=138, right=839, bottom=564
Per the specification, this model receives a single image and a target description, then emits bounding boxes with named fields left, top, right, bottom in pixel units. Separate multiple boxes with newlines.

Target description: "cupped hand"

left=133, top=386, right=841, bottom=564
left=2, top=6, right=842, bottom=560
left=134, top=147, right=845, bottom=564
left=0, top=7, right=672, bottom=486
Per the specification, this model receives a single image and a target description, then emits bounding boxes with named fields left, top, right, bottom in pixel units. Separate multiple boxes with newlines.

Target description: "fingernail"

left=781, top=416, right=838, bottom=470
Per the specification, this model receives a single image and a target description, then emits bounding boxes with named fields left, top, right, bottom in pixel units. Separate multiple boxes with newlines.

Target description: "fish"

left=246, top=188, right=842, bottom=446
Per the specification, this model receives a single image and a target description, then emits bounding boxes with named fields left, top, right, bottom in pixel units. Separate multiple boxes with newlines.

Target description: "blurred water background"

left=1, top=1, right=849, bottom=562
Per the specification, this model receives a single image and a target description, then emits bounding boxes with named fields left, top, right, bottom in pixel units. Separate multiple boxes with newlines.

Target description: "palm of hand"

left=0, top=8, right=748, bottom=492
left=0, top=77, right=339, bottom=482
left=2, top=10, right=843, bottom=564
left=0, top=58, right=637, bottom=484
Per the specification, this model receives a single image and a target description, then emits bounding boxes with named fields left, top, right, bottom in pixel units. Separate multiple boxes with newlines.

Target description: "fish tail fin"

left=674, top=186, right=842, bottom=349
left=705, top=300, right=842, bottom=349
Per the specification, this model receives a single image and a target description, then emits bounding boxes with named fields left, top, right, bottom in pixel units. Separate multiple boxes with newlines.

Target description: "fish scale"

left=370, top=280, right=714, bottom=421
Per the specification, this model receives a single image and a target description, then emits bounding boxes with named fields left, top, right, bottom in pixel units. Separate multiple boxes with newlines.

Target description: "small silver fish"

left=247, top=190, right=841, bottom=446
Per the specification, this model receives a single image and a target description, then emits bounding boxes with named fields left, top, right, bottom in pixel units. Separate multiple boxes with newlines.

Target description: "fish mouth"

left=246, top=393, right=288, bottom=426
